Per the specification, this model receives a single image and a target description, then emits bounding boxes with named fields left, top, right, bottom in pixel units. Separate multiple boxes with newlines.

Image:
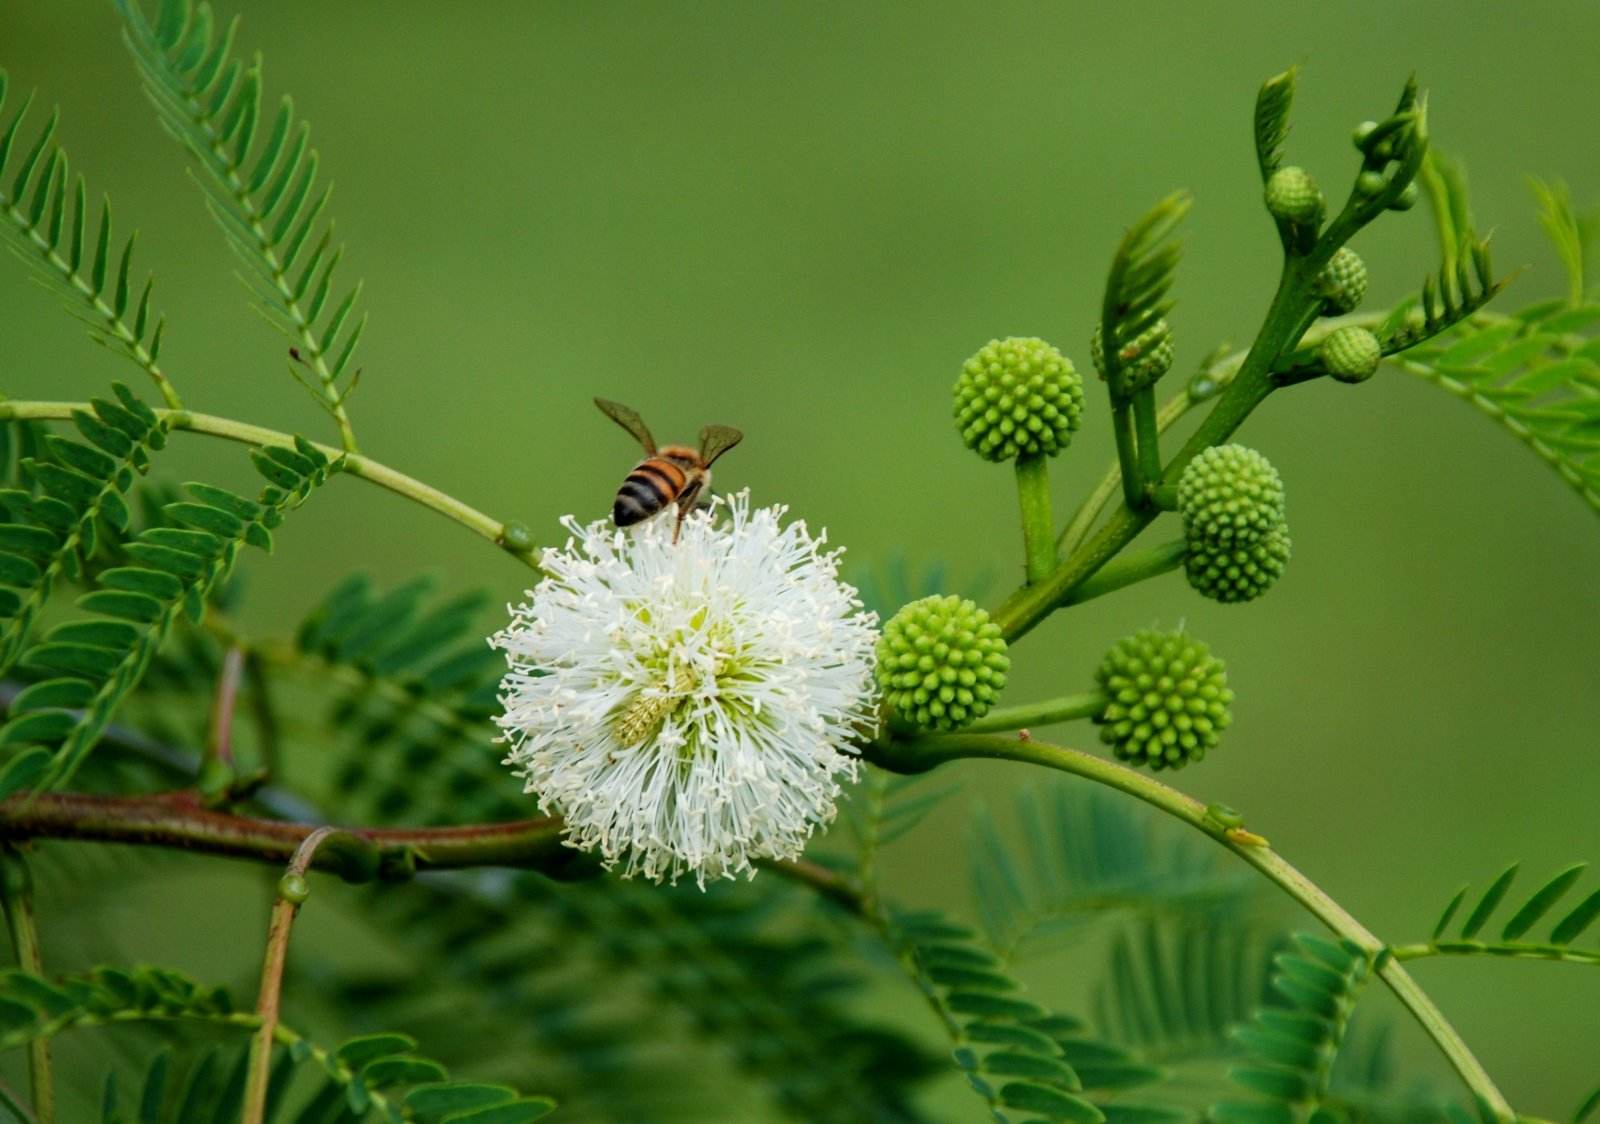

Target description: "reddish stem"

left=0, top=792, right=581, bottom=882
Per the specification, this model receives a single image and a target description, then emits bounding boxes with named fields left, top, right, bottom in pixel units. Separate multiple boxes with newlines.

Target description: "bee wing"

left=699, top=424, right=744, bottom=466
left=594, top=398, right=657, bottom=454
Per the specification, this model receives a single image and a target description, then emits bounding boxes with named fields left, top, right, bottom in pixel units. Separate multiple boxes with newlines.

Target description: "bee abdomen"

left=613, top=459, right=685, bottom=526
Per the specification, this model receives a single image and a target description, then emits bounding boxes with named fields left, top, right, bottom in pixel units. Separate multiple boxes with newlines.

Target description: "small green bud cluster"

left=876, top=595, right=1009, bottom=731
left=1178, top=444, right=1284, bottom=546
left=1093, top=628, right=1233, bottom=770
left=1178, top=444, right=1291, bottom=602
left=1319, top=325, right=1382, bottom=383
left=953, top=337, right=1085, bottom=462
left=1315, top=247, right=1368, bottom=315
left=1352, top=120, right=1420, bottom=210
left=1264, top=165, right=1325, bottom=227
left=1090, top=319, right=1175, bottom=397
left=1186, top=525, right=1292, bottom=603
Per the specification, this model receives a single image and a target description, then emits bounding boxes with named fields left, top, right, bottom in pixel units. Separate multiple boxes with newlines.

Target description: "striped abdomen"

left=613, top=456, right=690, bottom=526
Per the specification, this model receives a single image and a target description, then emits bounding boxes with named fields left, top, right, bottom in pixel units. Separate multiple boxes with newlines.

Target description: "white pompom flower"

left=489, top=491, right=879, bottom=886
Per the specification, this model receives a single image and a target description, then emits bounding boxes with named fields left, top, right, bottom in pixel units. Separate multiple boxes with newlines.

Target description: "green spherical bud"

left=1185, top=524, right=1291, bottom=604
left=1177, top=444, right=1285, bottom=547
left=1319, top=325, right=1382, bottom=383
left=277, top=872, right=311, bottom=905
left=1389, top=182, right=1420, bottom=211
left=1090, top=319, right=1175, bottom=397
left=1352, top=120, right=1379, bottom=149
left=876, top=594, right=1009, bottom=731
left=953, top=337, right=1085, bottom=462
left=1264, top=166, right=1325, bottom=226
left=1315, top=247, right=1369, bottom=315
left=1093, top=628, right=1232, bottom=771
left=1356, top=170, right=1387, bottom=197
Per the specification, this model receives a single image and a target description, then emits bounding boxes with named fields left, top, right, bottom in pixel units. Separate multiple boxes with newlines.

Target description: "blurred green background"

left=3, top=0, right=1599, bottom=1116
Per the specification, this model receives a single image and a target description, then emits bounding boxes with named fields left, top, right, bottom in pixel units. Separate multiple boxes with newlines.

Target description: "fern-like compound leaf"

left=0, top=385, right=169, bottom=681
left=343, top=872, right=936, bottom=1121
left=292, top=574, right=507, bottom=826
left=970, top=783, right=1260, bottom=964
left=0, top=429, right=338, bottom=794
left=887, top=909, right=1180, bottom=1122
left=0, top=73, right=177, bottom=405
left=1530, top=177, right=1591, bottom=307
left=1253, top=67, right=1296, bottom=183
left=1099, top=191, right=1191, bottom=401
left=1393, top=298, right=1600, bottom=517
left=1209, top=934, right=1373, bottom=1120
left=1406, top=860, right=1600, bottom=968
left=115, top=0, right=366, bottom=430
left=0, top=965, right=553, bottom=1121
left=1460, top=862, right=1519, bottom=939
left=1092, top=920, right=1278, bottom=1068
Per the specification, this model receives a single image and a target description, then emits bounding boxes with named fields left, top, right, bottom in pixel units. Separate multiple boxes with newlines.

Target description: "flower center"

left=612, top=655, right=704, bottom=747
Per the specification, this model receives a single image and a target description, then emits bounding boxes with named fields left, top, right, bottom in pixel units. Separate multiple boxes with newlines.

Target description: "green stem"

left=0, top=848, right=51, bottom=1124
left=1013, top=454, right=1056, bottom=584
left=1132, top=388, right=1161, bottom=490
left=863, top=733, right=1514, bottom=1118
left=993, top=503, right=1155, bottom=642
left=997, top=255, right=1309, bottom=644
left=1063, top=539, right=1185, bottom=606
left=1057, top=378, right=1216, bottom=556
left=962, top=690, right=1105, bottom=733
left=0, top=401, right=535, bottom=565
left=1110, top=399, right=1142, bottom=507
left=243, top=827, right=333, bottom=1124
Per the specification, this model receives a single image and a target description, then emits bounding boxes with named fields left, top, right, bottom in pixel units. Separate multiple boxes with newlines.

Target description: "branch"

left=0, top=400, right=538, bottom=565
left=243, top=827, right=332, bottom=1124
left=864, top=732, right=1515, bottom=1119
left=0, top=792, right=586, bottom=882
left=0, top=848, right=51, bottom=1124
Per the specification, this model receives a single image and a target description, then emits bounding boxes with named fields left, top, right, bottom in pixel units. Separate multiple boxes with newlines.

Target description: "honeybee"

left=594, top=398, right=743, bottom=542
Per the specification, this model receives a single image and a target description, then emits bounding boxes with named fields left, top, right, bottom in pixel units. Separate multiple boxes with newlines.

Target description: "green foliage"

left=1091, top=920, right=1277, bottom=1069
left=887, top=908, right=1182, bottom=1122
left=1098, top=193, right=1191, bottom=402
left=1413, top=861, right=1600, bottom=966
left=0, top=423, right=337, bottom=793
left=293, top=574, right=507, bottom=825
left=1209, top=934, right=1374, bottom=1121
left=1395, top=297, right=1600, bottom=516
left=0, top=387, right=168, bottom=679
left=0, top=966, right=553, bottom=1121
left=1253, top=68, right=1296, bottom=183
left=970, top=784, right=1261, bottom=963
left=0, top=73, right=175, bottom=405
left=115, top=0, right=365, bottom=423
left=340, top=873, right=938, bottom=1123
left=1529, top=178, right=1595, bottom=307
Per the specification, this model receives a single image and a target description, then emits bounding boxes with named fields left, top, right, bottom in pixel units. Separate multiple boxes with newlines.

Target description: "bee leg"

left=673, top=482, right=704, bottom=544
